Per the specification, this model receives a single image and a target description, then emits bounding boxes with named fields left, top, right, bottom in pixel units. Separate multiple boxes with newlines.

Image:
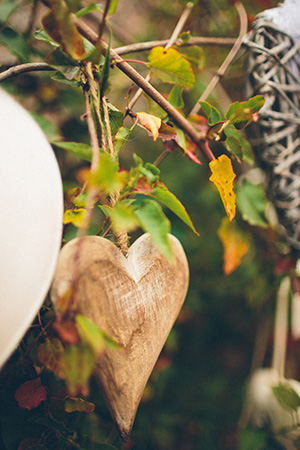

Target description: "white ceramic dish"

left=0, top=88, right=63, bottom=368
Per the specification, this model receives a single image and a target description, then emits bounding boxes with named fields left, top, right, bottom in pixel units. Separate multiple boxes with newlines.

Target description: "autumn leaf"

left=63, top=208, right=88, bottom=228
left=37, top=337, right=67, bottom=380
left=136, top=112, right=176, bottom=141
left=15, top=378, right=47, bottom=410
left=217, top=217, right=250, bottom=275
left=209, top=154, right=236, bottom=222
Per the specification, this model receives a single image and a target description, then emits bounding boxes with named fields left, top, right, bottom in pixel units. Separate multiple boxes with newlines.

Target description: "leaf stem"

left=188, top=1, right=248, bottom=116
left=97, top=0, right=111, bottom=43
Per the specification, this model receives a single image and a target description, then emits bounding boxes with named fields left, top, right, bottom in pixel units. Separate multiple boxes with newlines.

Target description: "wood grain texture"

left=51, top=233, right=189, bottom=441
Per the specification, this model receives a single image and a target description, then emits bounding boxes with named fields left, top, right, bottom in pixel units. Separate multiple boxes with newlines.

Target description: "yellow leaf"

left=209, top=154, right=236, bottom=221
left=136, top=112, right=161, bottom=141
left=217, top=217, right=250, bottom=275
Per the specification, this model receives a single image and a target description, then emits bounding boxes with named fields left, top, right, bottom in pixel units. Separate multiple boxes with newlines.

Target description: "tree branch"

left=0, top=62, right=54, bottom=82
left=73, top=16, right=214, bottom=162
left=115, top=37, right=236, bottom=56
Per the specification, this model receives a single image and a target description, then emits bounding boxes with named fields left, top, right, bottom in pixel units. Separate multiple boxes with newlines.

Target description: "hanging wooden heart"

left=51, top=233, right=189, bottom=441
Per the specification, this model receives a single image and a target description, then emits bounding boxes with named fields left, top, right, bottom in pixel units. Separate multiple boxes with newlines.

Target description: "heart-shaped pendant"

left=51, top=233, right=189, bottom=440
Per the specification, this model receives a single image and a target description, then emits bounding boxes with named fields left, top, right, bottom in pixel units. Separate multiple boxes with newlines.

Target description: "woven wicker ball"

left=245, top=14, right=300, bottom=249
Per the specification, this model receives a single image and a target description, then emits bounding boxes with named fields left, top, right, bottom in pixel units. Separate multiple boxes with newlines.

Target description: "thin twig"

left=272, top=277, right=290, bottom=379
left=115, top=36, right=236, bottom=55
left=188, top=0, right=248, bottom=116
left=0, top=62, right=54, bottom=82
left=128, top=1, right=194, bottom=110
left=97, top=0, right=111, bottom=43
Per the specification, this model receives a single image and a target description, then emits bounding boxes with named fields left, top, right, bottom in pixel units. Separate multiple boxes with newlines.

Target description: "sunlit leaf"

left=136, top=112, right=161, bottom=141
left=15, top=378, right=47, bottom=410
left=63, top=208, right=88, bottom=228
left=89, top=150, right=123, bottom=194
left=236, top=180, right=268, bottom=228
left=217, top=217, right=250, bottom=275
left=75, top=2, right=102, bottom=17
left=150, top=182, right=199, bottom=235
left=209, top=154, right=236, bottom=222
left=64, top=396, right=95, bottom=413
left=134, top=199, right=173, bottom=262
left=103, top=200, right=139, bottom=233
left=108, top=0, right=119, bottom=14
left=148, top=46, right=195, bottom=90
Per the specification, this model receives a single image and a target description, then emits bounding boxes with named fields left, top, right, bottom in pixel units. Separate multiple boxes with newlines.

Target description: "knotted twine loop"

left=244, top=15, right=300, bottom=249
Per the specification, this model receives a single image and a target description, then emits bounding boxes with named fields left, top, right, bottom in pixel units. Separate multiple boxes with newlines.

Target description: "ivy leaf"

left=134, top=199, right=173, bottom=262
left=64, top=396, right=95, bottom=413
left=150, top=182, right=199, bottom=235
left=76, top=314, right=119, bottom=355
left=198, top=101, right=222, bottom=126
left=209, top=154, right=236, bottom=222
left=148, top=46, right=195, bottom=90
left=235, top=180, right=269, bottom=228
left=52, top=141, right=93, bottom=162
left=14, top=378, right=47, bottom=410
left=224, top=125, right=254, bottom=166
left=42, top=0, right=85, bottom=60
left=225, top=95, right=265, bottom=129
left=272, top=384, right=300, bottom=412
left=217, top=217, right=251, bottom=275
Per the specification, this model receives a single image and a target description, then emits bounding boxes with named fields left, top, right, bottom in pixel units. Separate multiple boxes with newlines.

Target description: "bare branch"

left=0, top=62, right=54, bottom=82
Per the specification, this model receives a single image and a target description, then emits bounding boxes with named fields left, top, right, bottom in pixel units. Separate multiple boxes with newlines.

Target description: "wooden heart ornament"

left=51, top=233, right=189, bottom=440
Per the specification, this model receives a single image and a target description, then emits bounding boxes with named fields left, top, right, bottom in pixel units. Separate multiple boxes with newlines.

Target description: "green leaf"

left=223, top=135, right=243, bottom=163
left=199, top=101, right=222, bottom=126
left=113, top=126, right=132, bottom=154
left=0, top=27, right=29, bottom=63
left=35, top=28, right=60, bottom=48
left=272, top=384, right=300, bottom=412
left=179, top=31, right=191, bottom=43
left=46, top=47, right=81, bottom=80
left=31, top=113, right=62, bottom=141
left=224, top=125, right=254, bottom=166
left=150, top=183, right=199, bottom=235
left=42, top=0, right=86, bottom=60
left=106, top=102, right=124, bottom=136
left=52, top=141, right=93, bottom=162
left=76, top=314, right=119, bottom=355
left=236, top=180, right=269, bottom=228
left=64, top=396, right=95, bottom=413
left=176, top=45, right=205, bottom=70
left=148, top=46, right=195, bottom=90
left=108, top=0, right=119, bottom=14
left=51, top=71, right=81, bottom=87
left=225, top=95, right=265, bottom=129
left=134, top=199, right=173, bottom=261
left=75, top=2, right=102, bottom=17
left=99, top=28, right=111, bottom=96
left=168, top=85, right=184, bottom=109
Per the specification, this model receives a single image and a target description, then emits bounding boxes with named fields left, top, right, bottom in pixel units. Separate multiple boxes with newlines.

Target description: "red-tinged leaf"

left=37, top=337, right=67, bottom=380
left=135, top=176, right=153, bottom=193
left=42, top=0, right=85, bottom=60
left=209, top=154, right=236, bottom=222
left=15, top=378, right=47, bottom=410
left=64, top=396, right=95, bottom=413
left=217, top=217, right=251, bottom=275
left=136, top=112, right=161, bottom=141
left=185, top=140, right=202, bottom=165
left=53, top=318, right=80, bottom=345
